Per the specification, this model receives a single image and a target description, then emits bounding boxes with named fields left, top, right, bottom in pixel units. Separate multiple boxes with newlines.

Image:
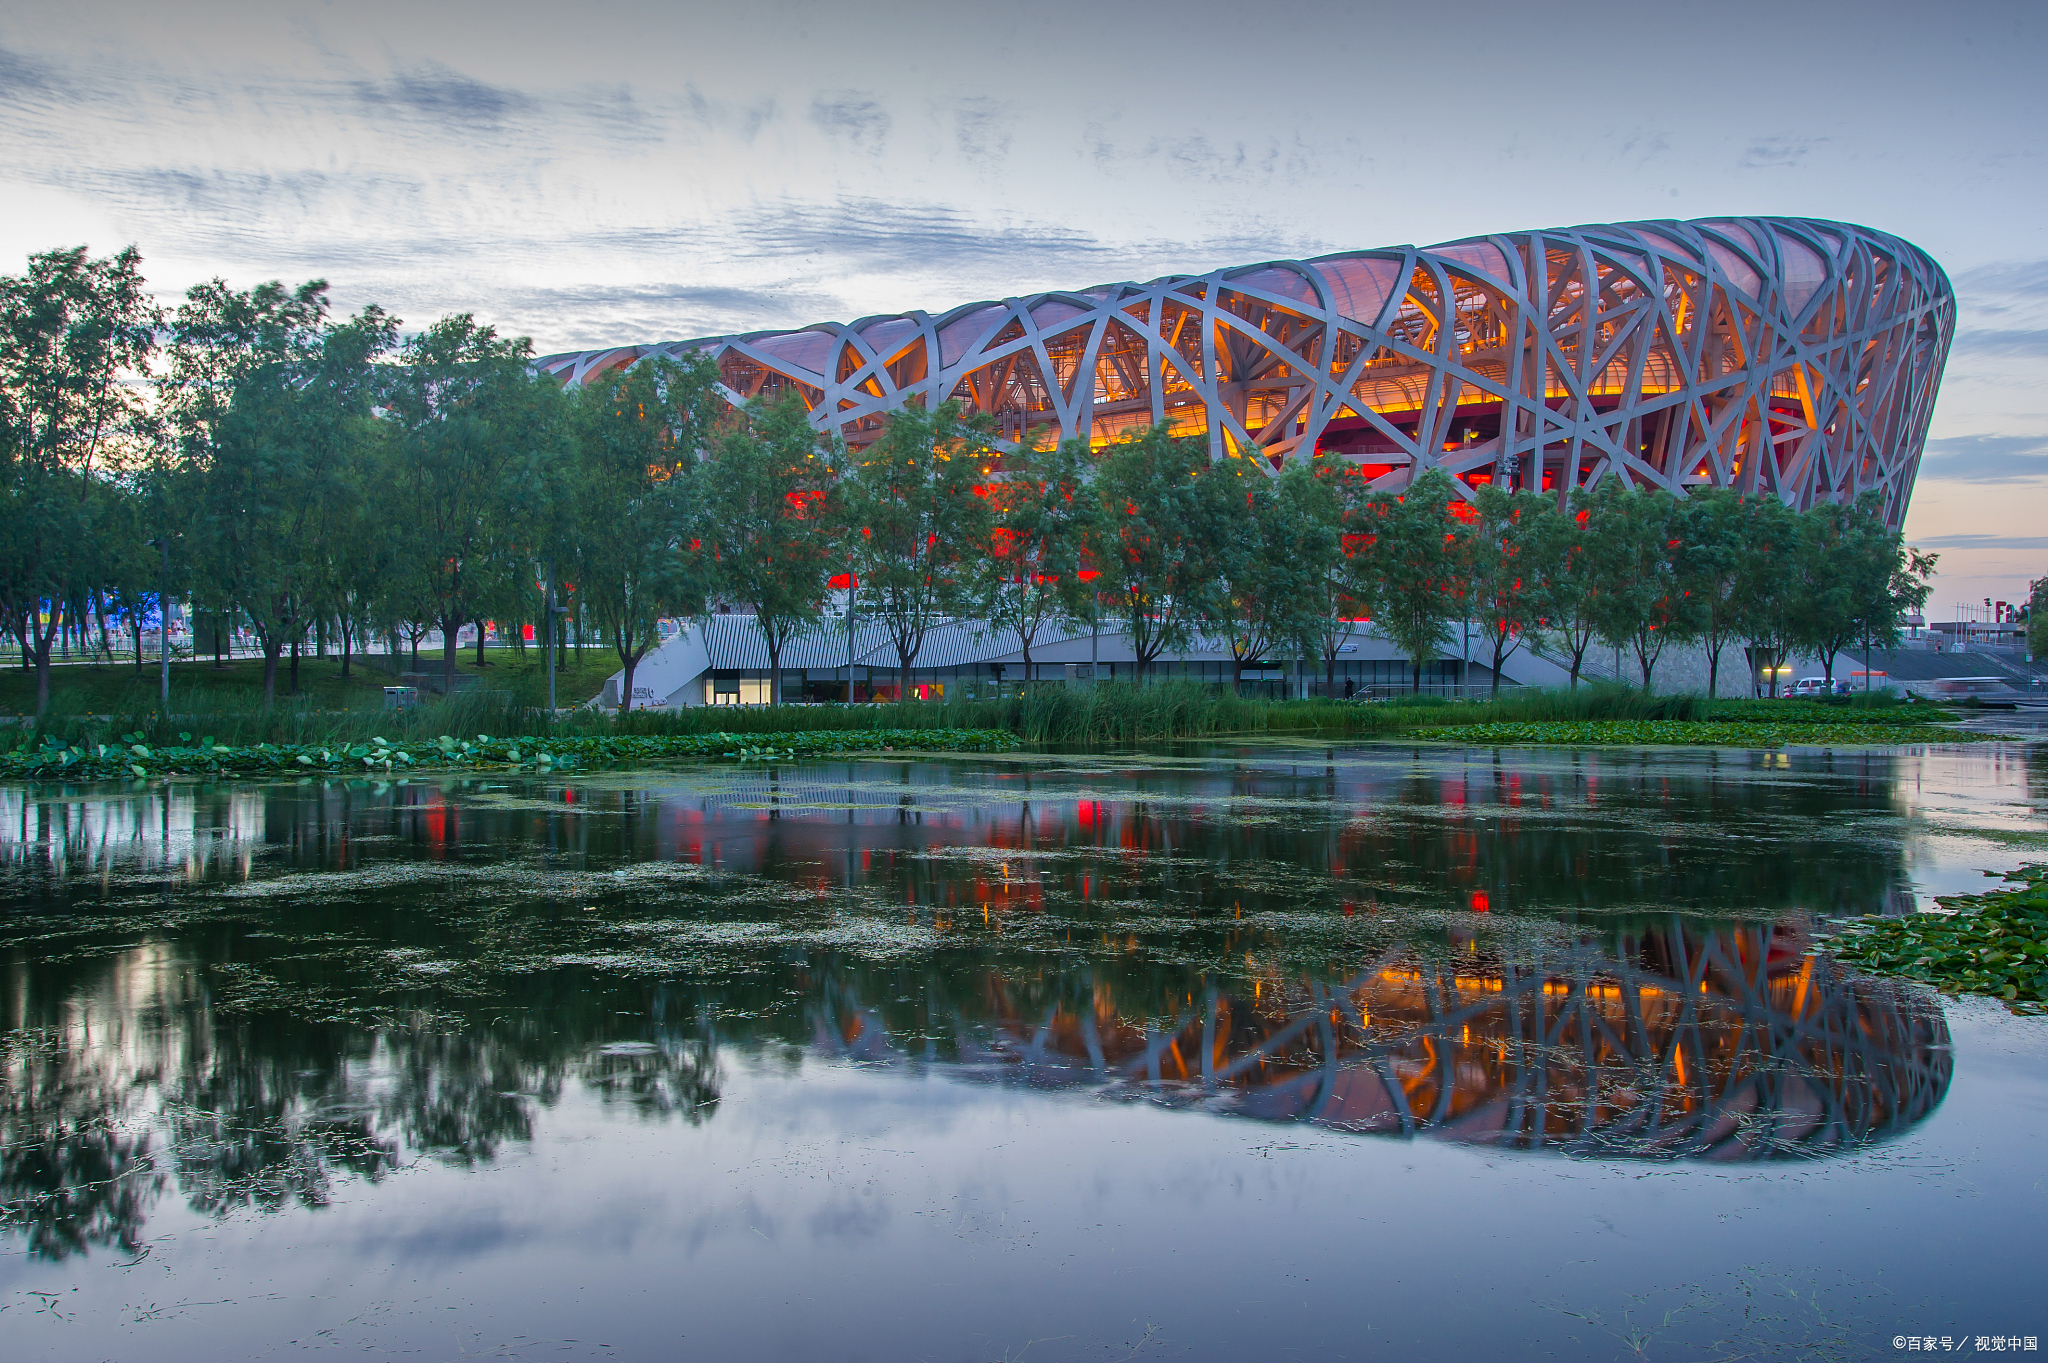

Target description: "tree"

left=569, top=354, right=722, bottom=711
left=1587, top=484, right=1694, bottom=691
left=1211, top=457, right=1340, bottom=692
left=840, top=401, right=996, bottom=701
left=1463, top=483, right=1547, bottom=697
left=2027, top=575, right=2046, bottom=662
left=700, top=394, right=839, bottom=705
left=1799, top=493, right=1918, bottom=687
left=1844, top=503, right=1934, bottom=687
left=172, top=279, right=392, bottom=706
left=382, top=316, right=563, bottom=698
left=1353, top=468, right=1462, bottom=693
left=1087, top=425, right=1224, bottom=681
left=1734, top=496, right=1801, bottom=697
left=1522, top=491, right=1603, bottom=688
left=979, top=437, right=1092, bottom=686
left=1300, top=453, right=1369, bottom=696
left=0, top=245, right=160, bottom=714
left=1669, top=490, right=1750, bottom=698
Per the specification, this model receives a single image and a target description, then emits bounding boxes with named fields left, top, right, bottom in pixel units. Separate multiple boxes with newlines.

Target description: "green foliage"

left=1826, top=864, right=2048, bottom=1013
left=173, top=279, right=396, bottom=706
left=840, top=400, right=994, bottom=696
left=0, top=725, right=1017, bottom=782
left=1086, top=425, right=1224, bottom=677
left=979, top=437, right=1093, bottom=679
left=380, top=314, right=566, bottom=694
left=1352, top=467, right=1461, bottom=690
left=568, top=354, right=723, bottom=709
left=0, top=245, right=160, bottom=715
left=1211, top=456, right=1342, bottom=684
left=1462, top=484, right=1548, bottom=696
left=2031, top=576, right=2048, bottom=659
left=700, top=394, right=840, bottom=703
left=1584, top=483, right=1694, bottom=690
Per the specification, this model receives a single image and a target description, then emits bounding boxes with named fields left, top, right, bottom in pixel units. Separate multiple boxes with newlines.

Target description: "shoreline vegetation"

left=0, top=679, right=1993, bottom=781
left=1826, top=865, right=2048, bottom=1014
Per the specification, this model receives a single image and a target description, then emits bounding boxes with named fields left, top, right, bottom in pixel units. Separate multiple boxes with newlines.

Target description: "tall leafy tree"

left=979, top=437, right=1092, bottom=685
left=1671, top=490, right=1748, bottom=698
left=1833, top=493, right=1935, bottom=687
left=2026, top=575, right=2046, bottom=662
left=1211, top=457, right=1340, bottom=692
left=1087, top=425, right=1224, bottom=681
left=840, top=401, right=995, bottom=700
left=1299, top=453, right=1369, bottom=695
left=1353, top=468, right=1462, bottom=693
left=1735, top=495, right=1802, bottom=696
left=1463, top=483, right=1547, bottom=697
left=1796, top=493, right=1920, bottom=687
left=381, top=316, right=563, bottom=697
left=0, top=245, right=159, bottom=714
left=173, top=279, right=392, bottom=706
left=570, top=355, right=722, bottom=710
left=1587, top=485, right=1694, bottom=691
left=700, top=394, right=839, bottom=704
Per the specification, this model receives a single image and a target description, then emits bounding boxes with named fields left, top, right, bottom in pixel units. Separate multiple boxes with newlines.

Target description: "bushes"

left=0, top=677, right=1963, bottom=761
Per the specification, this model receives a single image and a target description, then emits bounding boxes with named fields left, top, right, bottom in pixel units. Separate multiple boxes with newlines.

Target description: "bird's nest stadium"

left=538, top=216, right=1952, bottom=528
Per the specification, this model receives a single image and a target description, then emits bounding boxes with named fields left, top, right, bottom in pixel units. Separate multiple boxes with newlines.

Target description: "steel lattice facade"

left=538, top=216, right=1952, bottom=527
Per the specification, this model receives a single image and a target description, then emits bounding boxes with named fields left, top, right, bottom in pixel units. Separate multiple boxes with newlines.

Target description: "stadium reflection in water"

left=0, top=743, right=2008, bottom=1266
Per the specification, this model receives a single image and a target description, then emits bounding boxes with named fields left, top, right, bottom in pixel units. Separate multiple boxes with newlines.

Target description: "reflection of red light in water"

left=1082, top=876, right=1090, bottom=899
left=1343, top=902, right=1356, bottom=916
left=1076, top=801, right=1097, bottom=830
left=1471, top=891, right=1490, bottom=913
left=563, top=790, right=577, bottom=804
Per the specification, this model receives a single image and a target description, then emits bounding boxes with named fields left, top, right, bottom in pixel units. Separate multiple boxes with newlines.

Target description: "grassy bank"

left=0, top=650, right=620, bottom=718
left=1826, top=865, right=2048, bottom=1013
left=1, top=673, right=1966, bottom=760
left=2, top=727, right=1018, bottom=782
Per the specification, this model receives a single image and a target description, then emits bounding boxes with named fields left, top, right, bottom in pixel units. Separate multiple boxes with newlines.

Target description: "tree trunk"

left=261, top=636, right=283, bottom=709
left=290, top=636, right=301, bottom=696
left=1707, top=641, right=1720, bottom=698
left=898, top=651, right=913, bottom=705
left=32, top=634, right=52, bottom=717
left=619, top=654, right=637, bottom=712
left=443, top=617, right=459, bottom=696
left=476, top=621, right=487, bottom=667
left=768, top=635, right=782, bottom=707
left=340, top=617, right=352, bottom=679
left=133, top=617, right=142, bottom=673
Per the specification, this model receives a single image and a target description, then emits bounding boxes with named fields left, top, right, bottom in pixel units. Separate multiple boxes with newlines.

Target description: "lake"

left=3, top=741, right=2045, bottom=1361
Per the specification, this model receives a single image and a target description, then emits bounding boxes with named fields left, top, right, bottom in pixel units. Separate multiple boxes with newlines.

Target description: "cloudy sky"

left=3, top=0, right=2042, bottom=612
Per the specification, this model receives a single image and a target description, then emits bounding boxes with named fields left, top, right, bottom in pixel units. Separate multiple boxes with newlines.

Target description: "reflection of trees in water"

left=806, top=921, right=1952, bottom=1161
left=0, top=941, right=719, bottom=1261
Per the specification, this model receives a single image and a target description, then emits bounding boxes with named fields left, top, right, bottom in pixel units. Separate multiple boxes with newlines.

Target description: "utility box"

left=383, top=686, right=420, bottom=709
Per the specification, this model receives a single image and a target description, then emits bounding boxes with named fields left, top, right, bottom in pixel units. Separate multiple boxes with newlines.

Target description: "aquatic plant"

left=1826, top=864, right=2048, bottom=1013
left=0, top=727, right=1016, bottom=782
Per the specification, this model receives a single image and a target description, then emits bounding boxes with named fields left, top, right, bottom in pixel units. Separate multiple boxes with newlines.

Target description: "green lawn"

left=1, top=647, right=622, bottom=717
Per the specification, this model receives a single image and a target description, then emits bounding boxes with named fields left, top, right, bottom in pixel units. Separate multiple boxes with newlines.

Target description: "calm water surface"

left=2, top=740, right=2045, bottom=1361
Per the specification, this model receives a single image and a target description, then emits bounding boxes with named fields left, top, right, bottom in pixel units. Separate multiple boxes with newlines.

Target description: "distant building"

left=601, top=615, right=1483, bottom=709
left=543, top=216, right=1952, bottom=528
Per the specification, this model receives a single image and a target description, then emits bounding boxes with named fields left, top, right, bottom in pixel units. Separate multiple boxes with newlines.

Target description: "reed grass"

left=1, top=676, right=1952, bottom=755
